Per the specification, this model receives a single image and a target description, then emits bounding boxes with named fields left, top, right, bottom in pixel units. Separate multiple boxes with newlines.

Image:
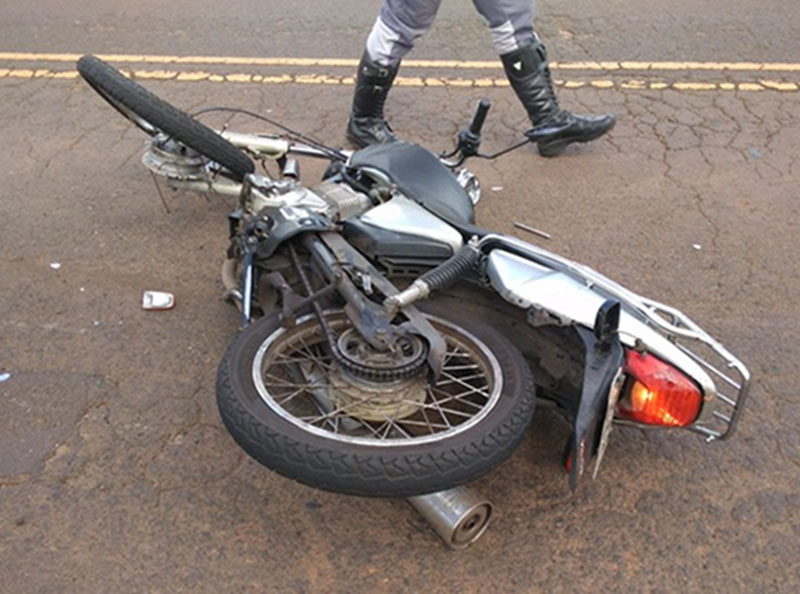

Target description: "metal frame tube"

left=218, top=130, right=352, bottom=161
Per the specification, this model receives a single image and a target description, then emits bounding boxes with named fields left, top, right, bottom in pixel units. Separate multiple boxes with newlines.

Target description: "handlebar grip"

left=469, top=99, right=491, bottom=136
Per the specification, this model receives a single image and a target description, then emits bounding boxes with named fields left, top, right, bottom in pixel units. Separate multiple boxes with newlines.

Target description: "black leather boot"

left=501, top=40, right=615, bottom=157
left=346, top=51, right=400, bottom=148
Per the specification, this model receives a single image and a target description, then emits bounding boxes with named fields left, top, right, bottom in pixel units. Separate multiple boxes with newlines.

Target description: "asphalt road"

left=1, top=1, right=799, bottom=592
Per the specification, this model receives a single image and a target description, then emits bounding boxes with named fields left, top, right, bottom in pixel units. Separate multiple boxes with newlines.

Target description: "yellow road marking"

left=673, top=81, right=720, bottom=91
left=2, top=51, right=800, bottom=73
left=1, top=66, right=797, bottom=92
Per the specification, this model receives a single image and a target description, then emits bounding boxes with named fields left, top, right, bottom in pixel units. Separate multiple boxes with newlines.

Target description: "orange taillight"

left=618, top=350, right=702, bottom=427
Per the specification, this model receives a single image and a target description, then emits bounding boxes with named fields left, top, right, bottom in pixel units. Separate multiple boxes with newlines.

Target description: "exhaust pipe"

left=407, top=486, right=493, bottom=549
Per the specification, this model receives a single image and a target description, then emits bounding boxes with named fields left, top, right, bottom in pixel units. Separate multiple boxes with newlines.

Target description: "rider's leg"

left=471, top=0, right=615, bottom=156
left=347, top=0, right=443, bottom=148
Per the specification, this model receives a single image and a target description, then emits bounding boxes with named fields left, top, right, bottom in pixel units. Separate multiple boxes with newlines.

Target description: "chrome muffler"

left=407, top=486, right=493, bottom=549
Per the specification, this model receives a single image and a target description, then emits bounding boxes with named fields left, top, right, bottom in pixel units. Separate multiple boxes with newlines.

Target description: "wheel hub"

left=329, top=370, right=428, bottom=422
left=142, top=133, right=206, bottom=180
left=332, top=327, right=428, bottom=381
left=330, top=328, right=428, bottom=421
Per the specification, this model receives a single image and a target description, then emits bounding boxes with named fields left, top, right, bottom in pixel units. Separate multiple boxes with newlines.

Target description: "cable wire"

left=192, top=106, right=348, bottom=161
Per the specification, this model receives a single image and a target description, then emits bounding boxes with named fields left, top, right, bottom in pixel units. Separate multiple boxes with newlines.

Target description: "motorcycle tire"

left=216, top=303, right=536, bottom=497
left=77, top=55, right=255, bottom=181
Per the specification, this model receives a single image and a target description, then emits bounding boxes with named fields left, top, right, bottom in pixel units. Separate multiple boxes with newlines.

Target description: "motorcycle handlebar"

left=469, top=99, right=492, bottom=137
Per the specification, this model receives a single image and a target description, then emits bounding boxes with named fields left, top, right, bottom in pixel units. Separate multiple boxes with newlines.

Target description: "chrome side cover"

left=359, top=195, right=464, bottom=253
left=486, top=249, right=717, bottom=426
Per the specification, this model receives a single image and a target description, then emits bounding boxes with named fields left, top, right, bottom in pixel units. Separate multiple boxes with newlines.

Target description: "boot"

left=501, top=40, right=615, bottom=157
left=346, top=51, right=400, bottom=148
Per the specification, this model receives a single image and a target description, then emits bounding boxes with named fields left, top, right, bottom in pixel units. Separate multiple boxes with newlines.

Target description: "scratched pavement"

left=1, top=1, right=799, bottom=593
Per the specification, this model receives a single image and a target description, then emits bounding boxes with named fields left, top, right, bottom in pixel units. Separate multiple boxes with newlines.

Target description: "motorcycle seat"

left=349, top=141, right=476, bottom=226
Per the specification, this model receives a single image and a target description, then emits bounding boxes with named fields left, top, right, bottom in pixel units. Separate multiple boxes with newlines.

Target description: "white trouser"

left=366, top=0, right=537, bottom=66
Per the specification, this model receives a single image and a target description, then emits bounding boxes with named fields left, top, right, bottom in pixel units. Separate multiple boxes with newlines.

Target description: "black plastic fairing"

left=343, top=219, right=455, bottom=260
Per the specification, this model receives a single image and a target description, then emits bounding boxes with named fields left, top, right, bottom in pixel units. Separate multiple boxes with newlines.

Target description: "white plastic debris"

left=0, top=372, right=11, bottom=383
left=50, top=262, right=61, bottom=270
left=692, top=244, right=702, bottom=251
left=142, top=291, right=175, bottom=311
left=491, top=186, right=503, bottom=192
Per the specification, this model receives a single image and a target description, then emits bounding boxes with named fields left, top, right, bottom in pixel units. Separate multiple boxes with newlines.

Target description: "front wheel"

left=77, top=55, right=255, bottom=181
left=216, top=304, right=536, bottom=497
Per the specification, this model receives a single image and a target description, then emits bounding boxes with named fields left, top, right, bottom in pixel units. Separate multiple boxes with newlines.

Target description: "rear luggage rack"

left=477, top=234, right=751, bottom=440
left=633, top=297, right=750, bottom=441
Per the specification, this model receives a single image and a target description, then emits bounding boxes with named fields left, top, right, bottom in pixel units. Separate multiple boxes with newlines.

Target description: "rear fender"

left=485, top=247, right=719, bottom=428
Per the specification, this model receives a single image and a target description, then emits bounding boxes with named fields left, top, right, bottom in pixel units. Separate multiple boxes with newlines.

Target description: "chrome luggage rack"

left=624, top=295, right=750, bottom=441
left=477, top=234, right=751, bottom=441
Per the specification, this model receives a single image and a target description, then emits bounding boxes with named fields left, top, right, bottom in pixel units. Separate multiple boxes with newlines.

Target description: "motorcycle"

left=77, top=55, right=750, bottom=548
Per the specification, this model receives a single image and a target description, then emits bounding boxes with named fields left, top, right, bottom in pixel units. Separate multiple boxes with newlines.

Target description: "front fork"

left=240, top=241, right=256, bottom=328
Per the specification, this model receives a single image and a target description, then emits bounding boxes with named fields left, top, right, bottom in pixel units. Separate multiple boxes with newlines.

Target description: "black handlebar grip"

left=469, top=98, right=492, bottom=136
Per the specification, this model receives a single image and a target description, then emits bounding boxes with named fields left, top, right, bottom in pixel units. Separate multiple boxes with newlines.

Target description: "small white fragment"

left=513, top=221, right=552, bottom=240
left=142, top=290, right=175, bottom=311
left=93, top=320, right=101, bottom=327
left=491, top=186, right=503, bottom=192
left=0, top=372, right=11, bottom=382
left=692, top=244, right=702, bottom=251
left=80, top=287, right=85, bottom=292
left=50, top=262, right=61, bottom=270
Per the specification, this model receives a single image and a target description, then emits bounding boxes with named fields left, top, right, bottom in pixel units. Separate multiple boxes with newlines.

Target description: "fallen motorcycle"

left=77, top=55, right=750, bottom=548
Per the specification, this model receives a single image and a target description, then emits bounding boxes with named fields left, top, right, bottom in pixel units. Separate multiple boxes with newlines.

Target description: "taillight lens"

left=618, top=350, right=702, bottom=427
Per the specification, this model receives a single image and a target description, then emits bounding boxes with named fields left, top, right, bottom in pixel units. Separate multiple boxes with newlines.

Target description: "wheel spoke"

left=307, top=393, right=338, bottom=431
left=430, top=384, right=490, bottom=402
left=424, top=390, right=454, bottom=428
left=441, top=346, right=467, bottom=368
left=412, top=397, right=475, bottom=420
left=437, top=371, right=490, bottom=398
left=380, top=420, right=394, bottom=439
left=441, top=364, right=482, bottom=372
left=384, top=417, right=413, bottom=439
left=428, top=389, right=487, bottom=410
left=419, top=406, right=438, bottom=435
left=352, top=416, right=384, bottom=439
left=262, top=373, right=311, bottom=389
left=254, top=313, right=501, bottom=445
left=433, top=372, right=487, bottom=388
left=282, top=339, right=334, bottom=371
left=276, top=386, right=312, bottom=406
left=396, top=417, right=449, bottom=431
left=273, top=355, right=329, bottom=367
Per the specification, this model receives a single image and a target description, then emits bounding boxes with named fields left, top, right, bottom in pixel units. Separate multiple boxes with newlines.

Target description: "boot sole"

left=346, top=133, right=369, bottom=150
left=537, top=119, right=616, bottom=157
